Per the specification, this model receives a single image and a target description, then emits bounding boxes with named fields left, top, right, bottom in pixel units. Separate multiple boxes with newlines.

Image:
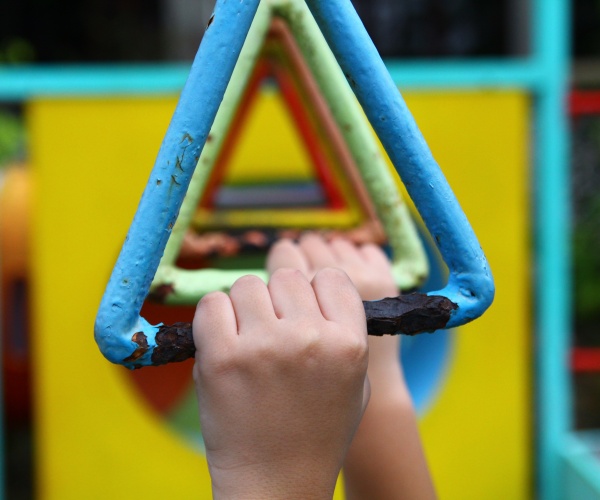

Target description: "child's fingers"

left=193, top=291, right=238, bottom=363
left=359, top=243, right=392, bottom=271
left=229, top=275, right=277, bottom=333
left=299, top=233, right=337, bottom=270
left=266, top=239, right=309, bottom=276
left=330, top=238, right=364, bottom=268
left=311, top=268, right=366, bottom=327
left=268, top=268, right=321, bottom=320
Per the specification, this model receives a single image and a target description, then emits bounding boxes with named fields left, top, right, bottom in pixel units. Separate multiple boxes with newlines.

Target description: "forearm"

left=343, top=366, right=437, bottom=500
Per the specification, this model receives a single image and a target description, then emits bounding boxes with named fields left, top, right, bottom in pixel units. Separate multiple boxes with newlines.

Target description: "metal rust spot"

left=147, top=283, right=175, bottom=303
left=151, top=322, right=195, bottom=366
left=175, top=157, right=184, bottom=171
left=206, top=14, right=215, bottom=29
left=123, top=332, right=149, bottom=363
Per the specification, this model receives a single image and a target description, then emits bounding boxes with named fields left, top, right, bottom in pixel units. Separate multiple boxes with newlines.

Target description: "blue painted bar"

left=532, top=0, right=572, bottom=499
left=0, top=59, right=542, bottom=100
left=307, top=0, right=494, bottom=328
left=94, top=0, right=261, bottom=367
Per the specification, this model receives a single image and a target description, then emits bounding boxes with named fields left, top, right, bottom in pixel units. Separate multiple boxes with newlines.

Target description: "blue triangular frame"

left=95, top=0, right=494, bottom=368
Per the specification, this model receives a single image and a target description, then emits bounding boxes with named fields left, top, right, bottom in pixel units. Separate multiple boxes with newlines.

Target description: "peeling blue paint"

left=95, top=0, right=262, bottom=367
left=305, top=0, right=494, bottom=327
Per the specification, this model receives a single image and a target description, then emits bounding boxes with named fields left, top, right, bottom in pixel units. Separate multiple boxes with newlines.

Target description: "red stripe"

left=570, top=90, right=600, bottom=116
left=200, top=60, right=270, bottom=207
left=571, top=347, right=600, bottom=373
left=273, top=63, right=346, bottom=209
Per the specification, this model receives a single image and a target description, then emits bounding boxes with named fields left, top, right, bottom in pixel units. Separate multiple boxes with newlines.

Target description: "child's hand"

left=266, top=233, right=398, bottom=301
left=267, top=234, right=401, bottom=382
left=266, top=233, right=436, bottom=499
left=193, top=268, right=369, bottom=499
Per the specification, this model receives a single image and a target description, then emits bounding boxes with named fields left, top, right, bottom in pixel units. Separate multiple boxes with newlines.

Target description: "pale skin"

left=266, top=234, right=437, bottom=500
left=193, top=233, right=436, bottom=499
left=193, top=267, right=370, bottom=499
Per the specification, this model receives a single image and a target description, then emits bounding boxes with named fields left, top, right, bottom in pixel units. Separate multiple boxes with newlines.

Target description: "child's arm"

left=193, top=268, right=369, bottom=499
left=267, top=234, right=437, bottom=500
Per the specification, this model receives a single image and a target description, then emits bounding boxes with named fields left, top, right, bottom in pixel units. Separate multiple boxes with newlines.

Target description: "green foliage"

left=573, top=194, right=600, bottom=320
left=0, top=111, right=25, bottom=167
left=0, top=38, right=36, bottom=64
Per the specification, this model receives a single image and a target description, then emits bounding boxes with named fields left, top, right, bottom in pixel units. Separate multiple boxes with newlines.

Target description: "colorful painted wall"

left=29, top=88, right=530, bottom=499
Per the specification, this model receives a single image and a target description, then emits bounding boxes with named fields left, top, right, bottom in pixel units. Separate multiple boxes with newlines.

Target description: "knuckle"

left=299, top=232, right=321, bottom=244
left=337, top=332, right=368, bottom=364
left=331, top=238, right=352, bottom=251
left=271, top=267, right=306, bottom=283
left=234, top=274, right=263, bottom=287
left=270, top=238, right=295, bottom=253
left=314, top=267, right=349, bottom=283
left=230, top=274, right=264, bottom=294
left=197, top=291, right=229, bottom=311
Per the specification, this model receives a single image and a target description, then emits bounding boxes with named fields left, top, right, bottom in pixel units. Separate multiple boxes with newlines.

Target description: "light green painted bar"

left=276, top=0, right=428, bottom=289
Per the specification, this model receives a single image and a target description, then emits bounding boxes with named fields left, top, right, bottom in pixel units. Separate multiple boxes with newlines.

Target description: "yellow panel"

left=28, top=97, right=213, bottom=499
left=224, top=88, right=315, bottom=184
left=401, top=90, right=532, bottom=500
left=30, top=89, right=530, bottom=499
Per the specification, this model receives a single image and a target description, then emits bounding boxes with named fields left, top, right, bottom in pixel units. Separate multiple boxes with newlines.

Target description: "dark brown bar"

left=140, top=293, right=457, bottom=366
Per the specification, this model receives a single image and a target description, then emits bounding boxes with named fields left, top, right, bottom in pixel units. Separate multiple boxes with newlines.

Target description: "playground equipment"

left=1, top=1, right=568, bottom=498
left=24, top=71, right=530, bottom=499
left=94, top=0, right=495, bottom=369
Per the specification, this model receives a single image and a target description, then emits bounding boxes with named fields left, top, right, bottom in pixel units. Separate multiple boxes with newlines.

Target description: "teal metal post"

left=533, top=1, right=572, bottom=499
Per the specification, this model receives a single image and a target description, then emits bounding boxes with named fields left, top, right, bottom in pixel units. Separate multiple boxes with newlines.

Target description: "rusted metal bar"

left=128, top=294, right=458, bottom=368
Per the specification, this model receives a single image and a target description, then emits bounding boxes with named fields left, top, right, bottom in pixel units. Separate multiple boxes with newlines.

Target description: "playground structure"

left=94, top=0, right=494, bottom=369
left=0, top=0, right=593, bottom=499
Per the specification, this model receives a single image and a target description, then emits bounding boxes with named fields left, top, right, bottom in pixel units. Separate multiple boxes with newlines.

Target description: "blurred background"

left=0, top=0, right=598, bottom=499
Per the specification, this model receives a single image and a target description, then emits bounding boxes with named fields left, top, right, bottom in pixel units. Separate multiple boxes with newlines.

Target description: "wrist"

left=209, top=458, right=340, bottom=500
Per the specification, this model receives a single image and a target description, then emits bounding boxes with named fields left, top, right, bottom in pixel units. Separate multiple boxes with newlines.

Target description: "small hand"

left=193, top=268, right=369, bottom=499
left=267, top=233, right=401, bottom=380
left=267, top=233, right=398, bottom=301
left=266, top=233, right=436, bottom=499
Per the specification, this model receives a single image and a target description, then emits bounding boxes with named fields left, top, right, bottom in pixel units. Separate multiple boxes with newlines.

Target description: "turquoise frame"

left=0, top=0, right=571, bottom=498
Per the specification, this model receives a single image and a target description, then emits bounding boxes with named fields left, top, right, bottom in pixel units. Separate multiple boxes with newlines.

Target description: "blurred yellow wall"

left=29, top=89, right=530, bottom=499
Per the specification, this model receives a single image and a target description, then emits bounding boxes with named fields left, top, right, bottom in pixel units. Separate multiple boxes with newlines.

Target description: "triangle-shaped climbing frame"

left=96, top=0, right=494, bottom=368
left=193, top=19, right=377, bottom=229
left=149, top=3, right=428, bottom=307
